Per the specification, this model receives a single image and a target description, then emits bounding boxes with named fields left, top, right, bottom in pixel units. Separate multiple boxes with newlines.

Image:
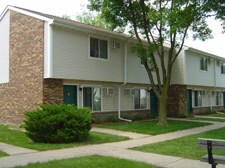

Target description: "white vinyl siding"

left=52, top=26, right=124, bottom=82
left=0, top=11, right=10, bottom=84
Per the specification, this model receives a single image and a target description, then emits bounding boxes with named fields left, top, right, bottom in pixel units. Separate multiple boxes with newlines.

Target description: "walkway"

left=0, top=121, right=225, bottom=168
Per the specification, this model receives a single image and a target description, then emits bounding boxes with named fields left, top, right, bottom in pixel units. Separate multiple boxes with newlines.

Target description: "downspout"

left=118, top=42, right=132, bottom=122
left=211, top=59, right=217, bottom=110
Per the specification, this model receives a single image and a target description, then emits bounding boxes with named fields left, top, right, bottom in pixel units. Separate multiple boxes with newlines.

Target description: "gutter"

left=118, top=42, right=132, bottom=122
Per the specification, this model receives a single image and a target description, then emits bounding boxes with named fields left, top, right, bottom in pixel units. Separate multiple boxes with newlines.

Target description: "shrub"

left=24, top=104, right=91, bottom=143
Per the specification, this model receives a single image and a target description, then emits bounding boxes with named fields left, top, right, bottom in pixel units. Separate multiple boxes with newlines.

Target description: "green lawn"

left=212, top=113, right=225, bottom=118
left=191, top=117, right=225, bottom=122
left=15, top=155, right=153, bottom=168
left=0, top=151, right=8, bottom=158
left=133, top=127, right=225, bottom=159
left=97, top=120, right=210, bottom=135
left=0, top=125, right=128, bottom=151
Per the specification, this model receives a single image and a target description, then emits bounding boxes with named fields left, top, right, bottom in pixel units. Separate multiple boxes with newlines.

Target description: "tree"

left=88, top=0, right=214, bottom=125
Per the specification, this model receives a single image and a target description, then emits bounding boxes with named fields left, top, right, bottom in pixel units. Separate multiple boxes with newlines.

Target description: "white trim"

left=81, top=85, right=103, bottom=112
left=48, top=24, right=53, bottom=77
left=88, top=35, right=109, bottom=61
left=0, top=6, right=54, bottom=23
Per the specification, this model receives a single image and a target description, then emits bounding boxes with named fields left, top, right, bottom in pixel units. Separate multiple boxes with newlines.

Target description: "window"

left=83, top=87, right=101, bottom=111
left=90, top=37, right=108, bottom=59
left=200, top=58, right=208, bottom=71
left=216, top=91, right=222, bottom=106
left=194, top=91, right=202, bottom=107
left=140, top=57, right=155, bottom=71
left=134, top=89, right=147, bottom=109
left=221, top=63, right=225, bottom=74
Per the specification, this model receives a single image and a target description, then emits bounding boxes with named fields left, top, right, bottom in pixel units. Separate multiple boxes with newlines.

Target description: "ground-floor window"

left=216, top=91, right=222, bottom=106
left=83, top=87, right=101, bottom=111
left=134, top=89, right=147, bottom=109
left=194, top=91, right=202, bottom=107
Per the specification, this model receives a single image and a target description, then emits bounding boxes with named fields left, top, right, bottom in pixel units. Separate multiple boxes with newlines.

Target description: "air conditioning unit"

left=104, top=87, right=115, bottom=95
left=111, top=41, right=120, bottom=49
left=124, top=88, right=135, bottom=96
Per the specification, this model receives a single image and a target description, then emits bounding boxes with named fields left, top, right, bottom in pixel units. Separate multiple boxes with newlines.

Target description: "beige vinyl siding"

left=170, top=50, right=186, bottom=84
left=126, top=45, right=149, bottom=84
left=102, top=89, right=118, bottom=112
left=215, top=61, right=225, bottom=87
left=186, top=51, right=214, bottom=86
left=52, top=26, right=124, bottom=83
left=0, top=11, right=10, bottom=84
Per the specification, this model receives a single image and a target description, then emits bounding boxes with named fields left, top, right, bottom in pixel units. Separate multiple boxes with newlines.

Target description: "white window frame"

left=200, top=57, right=208, bottom=71
left=82, top=85, right=103, bottom=112
left=88, top=35, right=109, bottom=61
left=133, top=88, right=148, bottom=109
left=221, top=63, right=225, bottom=74
left=194, top=90, right=203, bottom=107
left=216, top=91, right=222, bottom=106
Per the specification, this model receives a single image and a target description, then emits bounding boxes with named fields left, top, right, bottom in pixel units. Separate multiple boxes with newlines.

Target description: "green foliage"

left=107, top=115, right=118, bottom=123
left=15, top=155, right=153, bottom=168
left=24, top=104, right=92, bottom=143
left=88, top=0, right=217, bottom=125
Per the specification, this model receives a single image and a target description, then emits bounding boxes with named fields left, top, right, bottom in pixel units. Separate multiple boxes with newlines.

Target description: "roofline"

left=186, top=47, right=225, bottom=60
left=0, top=5, right=54, bottom=23
left=51, top=20, right=130, bottom=41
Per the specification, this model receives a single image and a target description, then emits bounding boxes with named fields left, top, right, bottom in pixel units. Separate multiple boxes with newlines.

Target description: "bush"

left=24, top=104, right=92, bottom=143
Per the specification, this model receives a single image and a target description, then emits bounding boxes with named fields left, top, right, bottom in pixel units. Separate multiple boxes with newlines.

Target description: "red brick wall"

left=0, top=11, right=44, bottom=124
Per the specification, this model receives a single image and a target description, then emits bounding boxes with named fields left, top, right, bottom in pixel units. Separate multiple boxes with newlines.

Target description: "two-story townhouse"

left=0, top=6, right=224, bottom=124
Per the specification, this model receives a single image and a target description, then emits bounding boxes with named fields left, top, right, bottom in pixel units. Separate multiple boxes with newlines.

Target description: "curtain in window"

left=90, top=38, right=99, bottom=58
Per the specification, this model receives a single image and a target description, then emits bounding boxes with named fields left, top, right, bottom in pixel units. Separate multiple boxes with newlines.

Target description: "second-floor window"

left=134, top=89, right=147, bottom=109
left=90, top=37, right=108, bottom=59
left=200, top=58, right=208, bottom=71
left=221, top=63, right=225, bottom=74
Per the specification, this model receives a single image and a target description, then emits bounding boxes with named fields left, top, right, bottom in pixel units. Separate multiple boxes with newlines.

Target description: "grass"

left=96, top=120, right=210, bottom=135
left=191, top=117, right=225, bottom=122
left=133, top=127, right=225, bottom=160
left=15, top=155, right=153, bottom=168
left=0, top=151, right=8, bottom=158
left=212, top=113, right=225, bottom=118
left=0, top=125, right=128, bottom=151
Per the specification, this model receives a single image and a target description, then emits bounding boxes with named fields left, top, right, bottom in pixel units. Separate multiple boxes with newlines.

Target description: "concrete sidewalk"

left=0, top=122, right=225, bottom=168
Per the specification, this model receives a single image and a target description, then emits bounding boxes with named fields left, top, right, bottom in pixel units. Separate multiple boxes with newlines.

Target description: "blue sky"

left=0, top=0, right=225, bottom=57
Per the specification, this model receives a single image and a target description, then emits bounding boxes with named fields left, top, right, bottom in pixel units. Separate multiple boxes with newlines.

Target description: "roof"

left=0, top=5, right=130, bottom=40
left=1, top=5, right=224, bottom=59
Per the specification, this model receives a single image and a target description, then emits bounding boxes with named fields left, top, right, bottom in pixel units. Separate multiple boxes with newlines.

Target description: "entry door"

left=63, top=85, right=77, bottom=106
left=223, top=92, right=225, bottom=108
left=150, top=90, right=158, bottom=119
left=186, top=90, right=192, bottom=116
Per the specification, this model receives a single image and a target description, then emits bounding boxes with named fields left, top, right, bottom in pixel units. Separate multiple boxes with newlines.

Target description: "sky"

left=0, top=0, right=225, bottom=57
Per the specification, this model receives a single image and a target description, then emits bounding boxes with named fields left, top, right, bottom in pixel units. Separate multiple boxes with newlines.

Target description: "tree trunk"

left=157, top=92, right=168, bottom=125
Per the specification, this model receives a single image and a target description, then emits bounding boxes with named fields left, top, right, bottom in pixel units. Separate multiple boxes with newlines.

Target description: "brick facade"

left=168, top=84, right=187, bottom=117
left=0, top=11, right=44, bottom=124
left=43, top=79, right=63, bottom=104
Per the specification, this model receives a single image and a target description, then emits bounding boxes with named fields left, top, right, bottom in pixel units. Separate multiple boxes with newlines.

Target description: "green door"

left=187, top=89, right=192, bottom=115
left=150, top=90, right=158, bottom=119
left=63, top=85, right=77, bottom=106
left=223, top=92, right=225, bottom=109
